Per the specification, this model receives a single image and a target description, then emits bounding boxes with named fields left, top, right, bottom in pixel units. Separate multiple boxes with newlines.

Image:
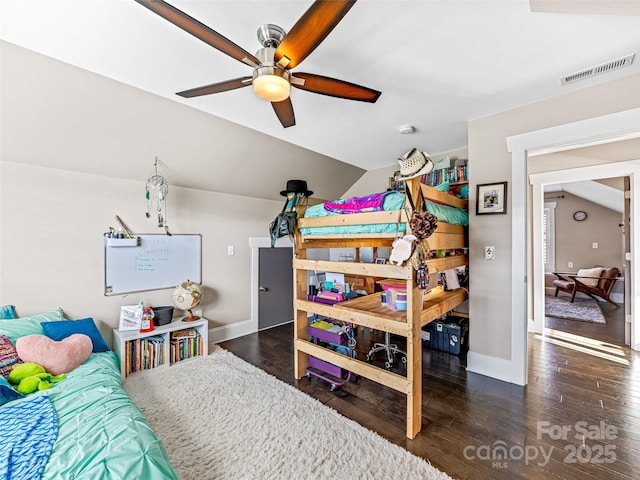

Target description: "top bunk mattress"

left=300, top=191, right=468, bottom=236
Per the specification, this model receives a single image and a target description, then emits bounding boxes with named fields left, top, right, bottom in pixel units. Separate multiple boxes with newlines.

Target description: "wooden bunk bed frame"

left=292, top=177, right=468, bottom=439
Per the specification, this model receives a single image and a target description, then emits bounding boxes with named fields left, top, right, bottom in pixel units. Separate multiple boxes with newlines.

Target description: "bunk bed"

left=292, top=176, right=468, bottom=439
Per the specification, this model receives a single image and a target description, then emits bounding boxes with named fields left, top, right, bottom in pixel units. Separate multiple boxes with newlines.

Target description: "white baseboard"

left=208, top=319, right=254, bottom=344
left=466, top=351, right=521, bottom=385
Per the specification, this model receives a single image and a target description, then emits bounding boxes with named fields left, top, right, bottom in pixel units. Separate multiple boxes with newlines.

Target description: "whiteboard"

left=104, top=234, right=201, bottom=296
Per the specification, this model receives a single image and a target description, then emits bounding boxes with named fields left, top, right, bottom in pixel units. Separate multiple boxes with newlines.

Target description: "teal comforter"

left=301, top=191, right=468, bottom=235
left=0, top=314, right=177, bottom=480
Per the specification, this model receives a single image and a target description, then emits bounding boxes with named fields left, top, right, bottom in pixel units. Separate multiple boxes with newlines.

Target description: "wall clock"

left=573, top=210, right=588, bottom=221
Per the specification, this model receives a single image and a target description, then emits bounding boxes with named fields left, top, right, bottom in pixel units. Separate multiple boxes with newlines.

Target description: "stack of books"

left=170, top=328, right=203, bottom=363
left=421, top=164, right=468, bottom=186
left=125, top=336, right=165, bottom=376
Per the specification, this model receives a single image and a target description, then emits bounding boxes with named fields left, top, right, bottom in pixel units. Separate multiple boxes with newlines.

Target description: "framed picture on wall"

left=476, top=182, right=507, bottom=215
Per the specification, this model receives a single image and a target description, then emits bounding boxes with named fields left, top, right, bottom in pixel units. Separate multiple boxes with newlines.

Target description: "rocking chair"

left=552, top=267, right=620, bottom=306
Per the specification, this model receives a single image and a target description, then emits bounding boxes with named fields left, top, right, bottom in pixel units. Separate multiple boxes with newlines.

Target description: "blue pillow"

left=0, top=375, right=23, bottom=406
left=0, top=305, right=16, bottom=319
left=41, top=318, right=110, bottom=353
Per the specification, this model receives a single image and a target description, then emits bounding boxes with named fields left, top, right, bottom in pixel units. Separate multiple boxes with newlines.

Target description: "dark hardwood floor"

left=221, top=303, right=639, bottom=479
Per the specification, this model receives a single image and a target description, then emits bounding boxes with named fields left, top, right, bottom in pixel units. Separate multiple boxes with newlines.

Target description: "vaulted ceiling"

left=2, top=0, right=639, bottom=172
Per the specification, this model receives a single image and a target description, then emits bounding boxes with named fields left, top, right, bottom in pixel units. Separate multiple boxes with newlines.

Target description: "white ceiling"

left=1, top=0, right=639, bottom=171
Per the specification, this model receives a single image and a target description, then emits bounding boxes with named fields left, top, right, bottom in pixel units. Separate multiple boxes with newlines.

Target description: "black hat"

left=280, top=179, right=313, bottom=197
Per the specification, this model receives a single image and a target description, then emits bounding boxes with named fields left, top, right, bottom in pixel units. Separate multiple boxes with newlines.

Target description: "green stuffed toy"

left=7, top=362, right=66, bottom=395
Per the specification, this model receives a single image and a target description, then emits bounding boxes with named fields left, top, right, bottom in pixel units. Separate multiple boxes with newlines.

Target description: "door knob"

left=259, top=286, right=268, bottom=292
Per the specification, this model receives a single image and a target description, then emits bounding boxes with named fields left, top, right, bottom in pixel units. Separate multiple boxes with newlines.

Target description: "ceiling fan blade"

left=274, top=0, right=356, bottom=70
left=272, top=98, right=296, bottom=128
left=176, top=77, right=252, bottom=98
left=291, top=73, right=380, bottom=103
left=135, top=0, right=260, bottom=67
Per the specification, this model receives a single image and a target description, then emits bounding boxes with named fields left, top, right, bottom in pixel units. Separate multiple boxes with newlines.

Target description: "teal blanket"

left=301, top=191, right=468, bottom=235
left=41, top=352, right=177, bottom=479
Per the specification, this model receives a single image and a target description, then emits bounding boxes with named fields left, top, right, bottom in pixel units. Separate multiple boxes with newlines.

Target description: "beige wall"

left=545, top=192, right=623, bottom=272
left=0, top=162, right=282, bottom=345
left=0, top=41, right=364, bottom=204
left=468, top=72, right=640, bottom=362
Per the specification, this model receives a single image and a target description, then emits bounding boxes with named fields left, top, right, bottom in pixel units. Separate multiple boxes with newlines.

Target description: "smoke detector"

left=399, top=125, right=415, bottom=134
left=561, top=53, right=635, bottom=86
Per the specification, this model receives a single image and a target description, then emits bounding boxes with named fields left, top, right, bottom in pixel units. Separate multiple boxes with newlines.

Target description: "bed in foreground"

left=0, top=308, right=177, bottom=480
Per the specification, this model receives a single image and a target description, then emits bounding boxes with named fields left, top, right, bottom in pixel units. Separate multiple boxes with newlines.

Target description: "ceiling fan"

left=135, top=0, right=381, bottom=128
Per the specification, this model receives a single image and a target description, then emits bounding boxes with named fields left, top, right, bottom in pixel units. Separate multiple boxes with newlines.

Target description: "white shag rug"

left=124, top=346, right=453, bottom=480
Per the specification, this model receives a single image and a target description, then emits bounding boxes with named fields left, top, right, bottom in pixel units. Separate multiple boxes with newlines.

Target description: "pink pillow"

left=16, top=334, right=92, bottom=375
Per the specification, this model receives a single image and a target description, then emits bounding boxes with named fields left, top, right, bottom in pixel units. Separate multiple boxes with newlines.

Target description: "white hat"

left=394, top=148, right=434, bottom=180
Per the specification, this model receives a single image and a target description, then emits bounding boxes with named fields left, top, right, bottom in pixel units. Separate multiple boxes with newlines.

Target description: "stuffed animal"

left=16, top=333, right=93, bottom=375
left=7, top=362, right=66, bottom=395
left=389, top=234, right=417, bottom=265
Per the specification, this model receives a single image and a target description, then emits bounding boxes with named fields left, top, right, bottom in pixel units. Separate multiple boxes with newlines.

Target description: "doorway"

left=249, top=236, right=294, bottom=334
left=258, top=246, right=293, bottom=330
left=530, top=163, right=637, bottom=349
left=506, top=107, right=640, bottom=386
left=540, top=178, right=627, bottom=348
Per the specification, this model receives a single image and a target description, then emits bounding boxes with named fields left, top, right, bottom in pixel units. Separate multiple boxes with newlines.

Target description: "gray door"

left=258, top=247, right=293, bottom=330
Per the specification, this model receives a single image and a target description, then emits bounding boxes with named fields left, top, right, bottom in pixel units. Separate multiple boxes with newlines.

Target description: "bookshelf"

left=113, top=317, right=209, bottom=377
left=421, top=164, right=468, bottom=186
left=388, top=163, right=468, bottom=193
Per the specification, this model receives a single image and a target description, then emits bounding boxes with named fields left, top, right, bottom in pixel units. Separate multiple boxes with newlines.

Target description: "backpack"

left=269, top=196, right=299, bottom=252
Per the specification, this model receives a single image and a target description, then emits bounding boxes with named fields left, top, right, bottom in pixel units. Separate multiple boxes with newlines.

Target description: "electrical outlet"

left=568, top=261, right=573, bottom=269
left=592, top=242, right=598, bottom=249
left=484, top=246, right=495, bottom=260
left=227, top=245, right=235, bottom=255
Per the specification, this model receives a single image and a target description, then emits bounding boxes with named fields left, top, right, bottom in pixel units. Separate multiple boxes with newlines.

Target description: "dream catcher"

left=146, top=156, right=171, bottom=235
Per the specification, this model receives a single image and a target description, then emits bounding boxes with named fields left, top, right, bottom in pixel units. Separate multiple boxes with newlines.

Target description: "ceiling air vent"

left=561, top=53, right=635, bottom=86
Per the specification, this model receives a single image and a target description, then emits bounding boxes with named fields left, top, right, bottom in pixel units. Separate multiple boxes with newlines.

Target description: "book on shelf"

left=125, top=335, right=165, bottom=376
left=388, top=162, right=468, bottom=192
left=170, top=332, right=203, bottom=363
left=420, top=164, right=468, bottom=186
left=171, top=328, right=197, bottom=339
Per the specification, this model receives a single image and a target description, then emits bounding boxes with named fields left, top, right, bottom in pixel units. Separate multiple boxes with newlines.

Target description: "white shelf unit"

left=113, top=317, right=209, bottom=377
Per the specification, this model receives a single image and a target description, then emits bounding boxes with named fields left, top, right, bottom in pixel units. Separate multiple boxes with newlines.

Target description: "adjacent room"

left=2, top=1, right=640, bottom=479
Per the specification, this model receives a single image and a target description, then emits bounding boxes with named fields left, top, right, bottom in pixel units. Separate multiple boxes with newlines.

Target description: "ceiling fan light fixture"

left=252, top=66, right=291, bottom=102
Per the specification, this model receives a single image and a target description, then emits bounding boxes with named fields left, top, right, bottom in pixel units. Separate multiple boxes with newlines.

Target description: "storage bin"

left=307, top=319, right=351, bottom=380
left=421, top=316, right=468, bottom=355
left=308, top=355, right=344, bottom=378
left=152, top=306, right=174, bottom=326
left=382, top=286, right=407, bottom=310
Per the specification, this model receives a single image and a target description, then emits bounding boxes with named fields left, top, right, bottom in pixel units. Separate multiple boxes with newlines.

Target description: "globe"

left=172, top=280, right=203, bottom=321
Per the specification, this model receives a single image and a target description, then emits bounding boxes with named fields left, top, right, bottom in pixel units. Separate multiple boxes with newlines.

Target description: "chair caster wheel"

left=384, top=361, right=393, bottom=370
left=330, top=384, right=338, bottom=392
left=401, top=356, right=407, bottom=365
